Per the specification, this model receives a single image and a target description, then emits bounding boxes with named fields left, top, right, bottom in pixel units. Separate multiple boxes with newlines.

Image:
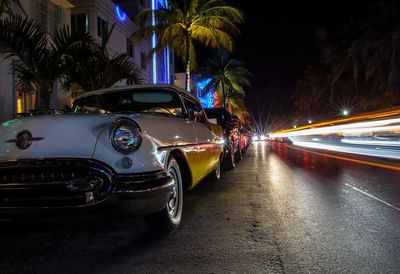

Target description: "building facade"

left=175, top=72, right=216, bottom=108
left=0, top=0, right=174, bottom=122
left=0, top=0, right=73, bottom=121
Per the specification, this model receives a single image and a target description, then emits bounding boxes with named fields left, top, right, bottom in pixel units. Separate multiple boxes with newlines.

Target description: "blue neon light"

left=115, top=6, right=126, bottom=21
left=150, top=0, right=169, bottom=84
left=197, top=78, right=215, bottom=108
left=151, top=0, right=157, bottom=83
left=158, top=0, right=167, bottom=8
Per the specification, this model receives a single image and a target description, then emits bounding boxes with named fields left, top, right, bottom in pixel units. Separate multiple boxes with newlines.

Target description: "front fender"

left=92, top=127, right=167, bottom=174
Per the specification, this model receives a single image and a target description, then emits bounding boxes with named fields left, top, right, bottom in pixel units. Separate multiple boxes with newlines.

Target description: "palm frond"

left=191, top=25, right=234, bottom=50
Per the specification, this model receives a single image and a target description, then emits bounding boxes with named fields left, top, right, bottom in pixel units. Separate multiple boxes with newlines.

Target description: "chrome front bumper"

left=0, top=159, right=174, bottom=215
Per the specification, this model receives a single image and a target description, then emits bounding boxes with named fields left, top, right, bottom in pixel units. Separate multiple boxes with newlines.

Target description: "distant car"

left=204, top=107, right=242, bottom=170
left=0, top=85, right=224, bottom=233
left=252, top=134, right=266, bottom=142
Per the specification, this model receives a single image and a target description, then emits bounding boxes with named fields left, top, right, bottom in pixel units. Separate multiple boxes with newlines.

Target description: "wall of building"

left=0, top=0, right=73, bottom=122
left=0, top=60, right=15, bottom=122
left=70, top=0, right=151, bottom=82
left=0, top=0, right=176, bottom=122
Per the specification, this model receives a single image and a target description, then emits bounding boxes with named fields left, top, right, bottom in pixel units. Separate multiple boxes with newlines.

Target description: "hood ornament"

left=6, top=130, right=44, bottom=149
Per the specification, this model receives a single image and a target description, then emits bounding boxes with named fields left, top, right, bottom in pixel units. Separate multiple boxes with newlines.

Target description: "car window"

left=74, top=89, right=185, bottom=117
left=183, top=98, right=206, bottom=124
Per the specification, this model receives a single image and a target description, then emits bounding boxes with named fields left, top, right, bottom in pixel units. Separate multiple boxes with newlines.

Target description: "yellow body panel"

left=185, top=123, right=224, bottom=189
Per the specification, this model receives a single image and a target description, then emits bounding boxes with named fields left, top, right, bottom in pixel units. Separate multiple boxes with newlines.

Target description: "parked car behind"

left=204, top=107, right=242, bottom=170
left=0, top=85, right=224, bottom=233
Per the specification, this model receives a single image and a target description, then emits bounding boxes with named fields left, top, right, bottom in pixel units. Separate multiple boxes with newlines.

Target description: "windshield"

left=73, top=89, right=185, bottom=117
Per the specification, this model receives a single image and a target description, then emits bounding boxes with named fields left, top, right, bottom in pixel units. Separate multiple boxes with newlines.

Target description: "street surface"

left=1, top=142, right=400, bottom=273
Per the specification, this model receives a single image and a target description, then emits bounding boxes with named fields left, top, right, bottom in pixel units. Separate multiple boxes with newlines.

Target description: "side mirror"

left=188, top=109, right=202, bottom=122
left=193, top=111, right=202, bottom=122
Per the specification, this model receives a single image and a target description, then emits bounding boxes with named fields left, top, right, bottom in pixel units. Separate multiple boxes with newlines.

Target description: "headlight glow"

left=260, top=135, right=266, bottom=141
left=110, top=118, right=142, bottom=154
left=252, top=136, right=259, bottom=141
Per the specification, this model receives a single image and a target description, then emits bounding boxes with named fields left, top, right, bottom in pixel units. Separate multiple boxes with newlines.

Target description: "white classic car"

left=0, top=85, right=224, bottom=233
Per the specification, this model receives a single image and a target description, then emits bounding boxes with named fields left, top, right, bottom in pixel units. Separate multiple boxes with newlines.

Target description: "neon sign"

left=197, top=78, right=215, bottom=108
left=115, top=6, right=126, bottom=21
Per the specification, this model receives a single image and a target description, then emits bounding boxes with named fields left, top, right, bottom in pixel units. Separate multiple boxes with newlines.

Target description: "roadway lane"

left=268, top=141, right=400, bottom=273
left=0, top=143, right=400, bottom=273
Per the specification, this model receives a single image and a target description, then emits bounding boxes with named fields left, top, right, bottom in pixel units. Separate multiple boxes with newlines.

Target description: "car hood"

left=0, top=112, right=195, bottom=163
left=0, top=114, right=116, bottom=161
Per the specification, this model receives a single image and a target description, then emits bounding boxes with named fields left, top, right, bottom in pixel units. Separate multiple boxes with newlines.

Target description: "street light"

left=342, top=109, right=349, bottom=116
left=308, top=120, right=312, bottom=124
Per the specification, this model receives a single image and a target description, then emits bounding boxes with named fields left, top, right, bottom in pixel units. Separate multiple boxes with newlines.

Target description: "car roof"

left=74, top=84, right=200, bottom=103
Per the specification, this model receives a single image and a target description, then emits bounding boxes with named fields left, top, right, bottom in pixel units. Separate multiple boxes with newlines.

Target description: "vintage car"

left=0, top=85, right=224, bottom=233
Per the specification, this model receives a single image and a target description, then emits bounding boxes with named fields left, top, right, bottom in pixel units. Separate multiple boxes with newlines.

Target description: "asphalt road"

left=1, top=142, right=400, bottom=273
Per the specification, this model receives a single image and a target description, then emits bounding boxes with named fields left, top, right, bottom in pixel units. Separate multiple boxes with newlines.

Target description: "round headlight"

left=110, top=118, right=142, bottom=154
left=252, top=136, right=259, bottom=142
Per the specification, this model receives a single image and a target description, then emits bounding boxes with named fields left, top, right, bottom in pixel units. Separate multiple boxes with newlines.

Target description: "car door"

left=183, top=97, right=220, bottom=185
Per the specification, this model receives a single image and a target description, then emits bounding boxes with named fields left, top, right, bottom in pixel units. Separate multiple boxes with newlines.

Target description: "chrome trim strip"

left=5, top=137, right=45, bottom=143
left=157, top=142, right=218, bottom=151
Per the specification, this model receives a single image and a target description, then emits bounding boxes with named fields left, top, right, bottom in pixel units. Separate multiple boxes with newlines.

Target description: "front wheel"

left=223, top=148, right=236, bottom=170
left=209, top=158, right=221, bottom=182
left=144, top=158, right=183, bottom=234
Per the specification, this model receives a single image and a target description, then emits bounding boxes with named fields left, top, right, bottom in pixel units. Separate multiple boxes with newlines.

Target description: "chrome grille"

left=0, top=159, right=114, bottom=207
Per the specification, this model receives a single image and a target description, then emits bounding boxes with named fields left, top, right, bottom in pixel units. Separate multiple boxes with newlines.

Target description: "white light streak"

left=291, top=141, right=400, bottom=160
left=270, top=118, right=400, bottom=138
left=341, top=139, right=400, bottom=147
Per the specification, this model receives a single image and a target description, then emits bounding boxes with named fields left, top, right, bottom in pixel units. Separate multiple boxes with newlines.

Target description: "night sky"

left=227, top=0, right=376, bottom=129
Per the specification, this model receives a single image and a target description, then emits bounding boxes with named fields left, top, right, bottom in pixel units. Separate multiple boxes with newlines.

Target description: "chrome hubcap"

left=167, top=169, right=178, bottom=218
left=216, top=163, right=221, bottom=179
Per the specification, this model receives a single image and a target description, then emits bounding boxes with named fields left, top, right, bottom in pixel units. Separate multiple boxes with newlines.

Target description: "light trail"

left=269, top=108, right=400, bottom=161
left=287, top=145, right=400, bottom=172
left=270, top=117, right=400, bottom=138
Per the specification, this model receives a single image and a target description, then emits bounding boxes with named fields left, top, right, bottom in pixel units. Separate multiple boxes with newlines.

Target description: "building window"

left=71, top=13, right=88, bottom=34
left=127, top=39, right=134, bottom=58
left=97, top=15, right=108, bottom=38
left=36, top=0, right=47, bottom=31
left=141, top=52, right=146, bottom=69
left=36, top=0, right=62, bottom=34
left=48, top=1, right=62, bottom=34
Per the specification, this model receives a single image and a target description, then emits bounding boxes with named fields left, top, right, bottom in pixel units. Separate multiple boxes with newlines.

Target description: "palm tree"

left=364, top=1, right=400, bottom=89
left=61, top=24, right=147, bottom=95
left=0, top=0, right=26, bottom=16
left=201, top=49, right=250, bottom=108
left=0, top=16, right=146, bottom=110
left=292, top=64, right=328, bottom=117
left=133, top=0, right=243, bottom=91
left=0, top=15, right=91, bottom=110
left=326, top=19, right=365, bottom=101
left=222, top=92, right=248, bottom=119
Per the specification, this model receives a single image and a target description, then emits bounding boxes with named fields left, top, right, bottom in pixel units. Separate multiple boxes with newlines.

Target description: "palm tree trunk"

left=35, top=85, right=51, bottom=111
left=222, top=83, right=226, bottom=108
left=185, top=34, right=191, bottom=92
